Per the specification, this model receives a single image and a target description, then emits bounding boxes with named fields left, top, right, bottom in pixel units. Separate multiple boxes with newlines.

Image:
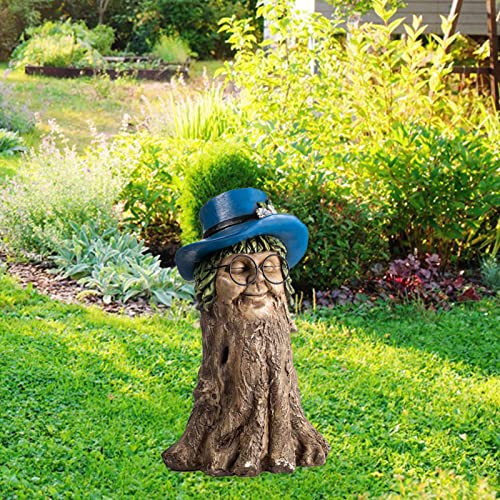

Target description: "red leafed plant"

left=315, top=253, right=485, bottom=310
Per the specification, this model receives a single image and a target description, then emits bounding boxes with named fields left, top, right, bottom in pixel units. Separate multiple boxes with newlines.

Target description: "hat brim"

left=175, top=214, right=308, bottom=281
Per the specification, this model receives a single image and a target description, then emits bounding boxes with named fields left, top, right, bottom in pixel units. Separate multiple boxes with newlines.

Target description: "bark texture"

left=162, top=298, right=330, bottom=476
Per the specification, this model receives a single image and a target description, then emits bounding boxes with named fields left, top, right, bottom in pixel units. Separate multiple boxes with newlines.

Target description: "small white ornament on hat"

left=256, top=201, right=277, bottom=219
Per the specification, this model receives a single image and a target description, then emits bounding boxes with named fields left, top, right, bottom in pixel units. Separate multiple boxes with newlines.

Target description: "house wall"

left=308, top=0, right=498, bottom=36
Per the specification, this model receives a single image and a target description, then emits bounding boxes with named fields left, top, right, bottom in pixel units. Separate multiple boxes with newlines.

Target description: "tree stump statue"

left=162, top=188, right=330, bottom=476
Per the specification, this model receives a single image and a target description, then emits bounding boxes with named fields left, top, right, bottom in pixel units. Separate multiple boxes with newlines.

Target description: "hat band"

left=203, top=214, right=257, bottom=239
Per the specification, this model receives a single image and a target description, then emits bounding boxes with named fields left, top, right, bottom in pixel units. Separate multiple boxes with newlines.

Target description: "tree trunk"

left=97, top=0, right=110, bottom=25
left=162, top=300, right=330, bottom=476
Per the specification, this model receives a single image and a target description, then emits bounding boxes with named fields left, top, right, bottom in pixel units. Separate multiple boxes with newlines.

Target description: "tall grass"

left=139, top=80, right=241, bottom=141
left=151, top=34, right=193, bottom=64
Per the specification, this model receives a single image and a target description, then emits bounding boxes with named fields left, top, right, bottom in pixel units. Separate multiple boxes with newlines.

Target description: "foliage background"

left=0, top=0, right=261, bottom=61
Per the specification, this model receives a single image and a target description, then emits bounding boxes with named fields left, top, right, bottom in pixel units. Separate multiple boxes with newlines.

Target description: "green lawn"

left=0, top=60, right=224, bottom=151
left=0, top=60, right=224, bottom=184
left=0, top=273, right=498, bottom=499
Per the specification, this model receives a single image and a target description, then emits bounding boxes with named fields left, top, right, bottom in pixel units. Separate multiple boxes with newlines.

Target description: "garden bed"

left=25, top=63, right=189, bottom=81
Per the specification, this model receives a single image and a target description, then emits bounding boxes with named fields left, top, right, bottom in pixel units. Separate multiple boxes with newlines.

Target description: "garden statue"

left=162, top=188, right=330, bottom=476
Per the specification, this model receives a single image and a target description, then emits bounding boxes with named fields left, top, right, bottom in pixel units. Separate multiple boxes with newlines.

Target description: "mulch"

left=2, top=255, right=166, bottom=317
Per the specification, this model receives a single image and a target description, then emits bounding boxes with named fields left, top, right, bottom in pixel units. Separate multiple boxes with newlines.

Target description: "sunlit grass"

left=0, top=273, right=497, bottom=498
left=0, top=60, right=225, bottom=153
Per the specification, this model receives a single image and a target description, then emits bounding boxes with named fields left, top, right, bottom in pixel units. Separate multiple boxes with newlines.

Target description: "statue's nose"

left=246, top=266, right=267, bottom=290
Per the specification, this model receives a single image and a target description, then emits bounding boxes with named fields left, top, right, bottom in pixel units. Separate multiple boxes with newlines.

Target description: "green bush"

left=357, top=124, right=500, bottom=264
left=128, top=0, right=259, bottom=58
left=0, top=0, right=52, bottom=60
left=151, top=34, right=193, bottom=63
left=179, top=142, right=261, bottom=244
left=53, top=222, right=195, bottom=305
left=264, top=168, right=389, bottom=291
left=480, top=255, right=500, bottom=290
left=0, top=129, right=26, bottom=156
left=11, top=19, right=114, bottom=68
left=0, top=128, right=142, bottom=257
left=120, top=137, right=181, bottom=246
left=218, top=0, right=499, bottom=287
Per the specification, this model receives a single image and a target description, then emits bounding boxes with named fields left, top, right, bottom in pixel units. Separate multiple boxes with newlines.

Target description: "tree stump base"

left=162, top=300, right=330, bottom=477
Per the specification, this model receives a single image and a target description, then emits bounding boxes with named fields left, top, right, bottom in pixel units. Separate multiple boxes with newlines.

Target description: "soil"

left=2, top=255, right=166, bottom=317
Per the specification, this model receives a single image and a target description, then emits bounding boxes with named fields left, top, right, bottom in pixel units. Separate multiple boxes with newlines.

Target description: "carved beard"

left=162, top=294, right=330, bottom=477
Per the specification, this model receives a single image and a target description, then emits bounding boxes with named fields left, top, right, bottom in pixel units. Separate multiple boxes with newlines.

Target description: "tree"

left=97, top=0, right=111, bottom=24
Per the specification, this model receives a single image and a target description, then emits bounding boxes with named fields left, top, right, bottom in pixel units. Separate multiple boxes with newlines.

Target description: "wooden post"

left=486, top=0, right=500, bottom=110
left=446, top=0, right=464, bottom=39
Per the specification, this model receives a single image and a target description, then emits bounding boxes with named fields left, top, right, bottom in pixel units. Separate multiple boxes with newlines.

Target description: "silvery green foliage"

left=0, top=129, right=26, bottom=156
left=53, top=222, right=194, bottom=306
left=480, top=256, right=500, bottom=291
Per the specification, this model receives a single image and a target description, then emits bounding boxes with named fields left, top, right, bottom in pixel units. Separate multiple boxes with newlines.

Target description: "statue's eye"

left=230, top=256, right=253, bottom=275
left=231, top=265, right=247, bottom=274
left=263, top=264, right=280, bottom=274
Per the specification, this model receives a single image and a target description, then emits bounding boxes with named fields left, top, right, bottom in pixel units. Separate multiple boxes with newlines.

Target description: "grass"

left=0, top=60, right=225, bottom=151
left=0, top=272, right=498, bottom=499
left=0, top=60, right=225, bottom=185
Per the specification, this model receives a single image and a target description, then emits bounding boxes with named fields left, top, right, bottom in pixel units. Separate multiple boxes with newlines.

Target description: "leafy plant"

left=480, top=255, right=500, bottom=291
left=128, top=0, right=259, bottom=59
left=315, top=253, right=486, bottom=309
left=0, top=129, right=26, bottom=156
left=265, top=167, right=389, bottom=291
left=11, top=19, right=115, bottom=69
left=357, top=124, right=500, bottom=264
left=179, top=142, right=262, bottom=244
left=119, top=138, right=181, bottom=258
left=0, top=126, right=142, bottom=256
left=52, top=222, right=194, bottom=306
left=0, top=0, right=52, bottom=59
left=151, top=34, right=193, bottom=63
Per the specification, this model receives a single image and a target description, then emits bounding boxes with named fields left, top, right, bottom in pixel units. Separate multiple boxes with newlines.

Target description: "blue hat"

left=175, top=188, right=309, bottom=281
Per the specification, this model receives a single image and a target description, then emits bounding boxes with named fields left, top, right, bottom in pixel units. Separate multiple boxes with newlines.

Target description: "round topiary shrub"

left=179, top=142, right=262, bottom=245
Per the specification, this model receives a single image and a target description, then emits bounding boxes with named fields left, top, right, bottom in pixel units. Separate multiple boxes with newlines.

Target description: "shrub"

left=480, top=255, right=500, bottom=291
left=53, top=222, right=195, bottom=305
left=179, top=142, right=262, bottom=244
left=11, top=19, right=114, bottom=68
left=119, top=137, right=182, bottom=264
left=219, top=0, right=499, bottom=287
left=0, top=82, right=35, bottom=133
left=0, top=127, right=142, bottom=257
left=263, top=167, right=389, bottom=291
left=128, top=0, right=259, bottom=58
left=357, top=124, right=500, bottom=264
left=0, top=0, right=52, bottom=60
left=0, top=129, right=26, bottom=156
left=151, top=34, right=193, bottom=63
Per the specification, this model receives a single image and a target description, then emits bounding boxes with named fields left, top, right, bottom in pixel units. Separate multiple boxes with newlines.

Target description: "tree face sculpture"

left=162, top=188, right=330, bottom=476
left=215, top=251, right=287, bottom=321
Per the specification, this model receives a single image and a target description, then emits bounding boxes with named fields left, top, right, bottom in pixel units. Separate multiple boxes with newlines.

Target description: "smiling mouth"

left=242, top=292, right=268, bottom=297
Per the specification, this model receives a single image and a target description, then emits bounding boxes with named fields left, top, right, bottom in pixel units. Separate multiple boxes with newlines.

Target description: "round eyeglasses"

left=211, top=253, right=289, bottom=286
